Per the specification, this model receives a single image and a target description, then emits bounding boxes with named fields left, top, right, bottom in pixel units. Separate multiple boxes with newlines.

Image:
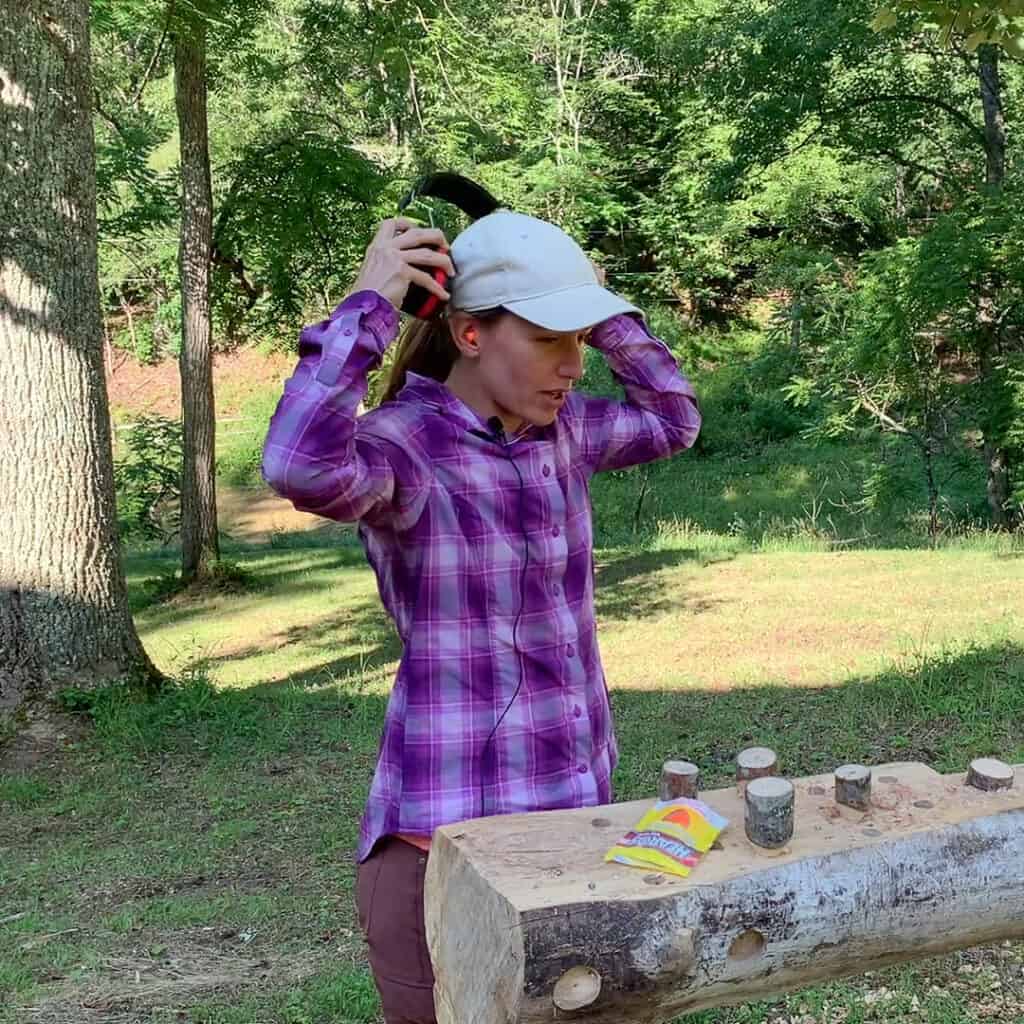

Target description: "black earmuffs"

left=396, top=172, right=502, bottom=320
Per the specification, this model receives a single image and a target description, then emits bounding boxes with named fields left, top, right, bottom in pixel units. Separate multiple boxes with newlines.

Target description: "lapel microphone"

left=470, top=416, right=508, bottom=445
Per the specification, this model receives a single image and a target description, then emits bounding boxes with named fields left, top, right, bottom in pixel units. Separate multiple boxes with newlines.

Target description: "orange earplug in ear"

left=465, top=327, right=478, bottom=345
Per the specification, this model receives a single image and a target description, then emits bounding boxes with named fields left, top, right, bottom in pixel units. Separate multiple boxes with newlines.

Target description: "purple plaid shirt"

left=261, top=289, right=701, bottom=861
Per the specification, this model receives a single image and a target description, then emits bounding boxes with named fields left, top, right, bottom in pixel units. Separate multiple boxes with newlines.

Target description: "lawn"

left=2, top=510, right=1023, bottom=1023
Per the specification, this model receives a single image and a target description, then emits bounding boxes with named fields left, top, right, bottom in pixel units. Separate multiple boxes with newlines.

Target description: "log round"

left=744, top=776, right=794, bottom=848
left=967, top=757, right=1014, bottom=792
left=834, top=764, right=872, bottom=811
left=659, top=760, right=700, bottom=800
left=736, top=746, right=778, bottom=782
left=425, top=761, right=1024, bottom=1024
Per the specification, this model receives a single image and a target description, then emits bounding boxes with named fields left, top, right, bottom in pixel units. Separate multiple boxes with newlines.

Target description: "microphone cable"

left=476, top=415, right=528, bottom=819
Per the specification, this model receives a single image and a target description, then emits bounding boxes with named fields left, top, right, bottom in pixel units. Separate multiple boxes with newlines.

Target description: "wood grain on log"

left=967, top=757, right=1014, bottom=792
left=426, top=762, right=1024, bottom=1024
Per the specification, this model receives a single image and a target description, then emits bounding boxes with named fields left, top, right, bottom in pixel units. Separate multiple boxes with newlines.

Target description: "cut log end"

left=745, top=775, right=794, bottom=849
left=835, top=764, right=872, bottom=811
left=967, top=757, right=1014, bottom=792
left=660, top=760, right=701, bottom=800
left=737, top=746, right=778, bottom=782
left=552, top=965, right=602, bottom=1011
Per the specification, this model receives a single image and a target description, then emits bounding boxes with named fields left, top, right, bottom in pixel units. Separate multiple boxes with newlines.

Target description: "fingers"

left=401, top=247, right=456, bottom=276
left=408, top=266, right=451, bottom=301
left=394, top=225, right=449, bottom=251
left=371, top=218, right=398, bottom=245
left=370, top=216, right=424, bottom=244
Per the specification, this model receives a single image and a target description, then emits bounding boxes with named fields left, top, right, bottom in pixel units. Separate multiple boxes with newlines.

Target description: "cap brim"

left=501, top=283, right=639, bottom=332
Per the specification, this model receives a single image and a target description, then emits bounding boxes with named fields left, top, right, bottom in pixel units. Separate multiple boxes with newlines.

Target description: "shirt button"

left=552, top=583, right=561, bottom=595
left=566, top=644, right=575, bottom=658
left=542, top=464, right=551, bottom=477
left=552, top=525, right=560, bottom=537
left=573, top=705, right=583, bottom=719
left=578, top=764, right=589, bottom=774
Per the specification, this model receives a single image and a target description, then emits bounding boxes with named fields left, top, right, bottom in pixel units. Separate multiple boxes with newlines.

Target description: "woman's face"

left=469, top=312, right=587, bottom=428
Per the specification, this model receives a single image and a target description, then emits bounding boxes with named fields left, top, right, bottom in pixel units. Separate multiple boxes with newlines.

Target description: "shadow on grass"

left=124, top=544, right=371, bottom=626
left=20, top=639, right=1020, bottom=797
left=594, top=547, right=732, bottom=621
left=192, top=595, right=405, bottom=690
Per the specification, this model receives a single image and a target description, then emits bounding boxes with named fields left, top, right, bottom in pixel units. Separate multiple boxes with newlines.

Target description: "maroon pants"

left=356, top=838, right=437, bottom=1024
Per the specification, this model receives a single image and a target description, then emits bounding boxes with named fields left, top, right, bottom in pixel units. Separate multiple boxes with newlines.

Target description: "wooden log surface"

left=736, top=746, right=778, bottom=782
left=967, top=756, right=1014, bottom=791
left=425, top=761, right=1024, bottom=1024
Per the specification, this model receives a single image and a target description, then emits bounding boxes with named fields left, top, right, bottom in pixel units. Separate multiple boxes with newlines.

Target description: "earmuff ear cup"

left=400, top=260, right=449, bottom=320
left=397, top=172, right=501, bottom=320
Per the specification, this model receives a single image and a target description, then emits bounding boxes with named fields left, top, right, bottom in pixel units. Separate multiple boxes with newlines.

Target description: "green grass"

left=3, top=527, right=1024, bottom=1022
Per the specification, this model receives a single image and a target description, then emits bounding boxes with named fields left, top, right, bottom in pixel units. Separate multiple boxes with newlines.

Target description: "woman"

left=262, top=208, right=701, bottom=1023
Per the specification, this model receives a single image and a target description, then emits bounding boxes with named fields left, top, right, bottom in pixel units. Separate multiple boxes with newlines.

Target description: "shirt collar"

left=397, top=372, right=551, bottom=442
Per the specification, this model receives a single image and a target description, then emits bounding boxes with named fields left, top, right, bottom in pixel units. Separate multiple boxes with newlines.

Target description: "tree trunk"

left=977, top=43, right=1013, bottom=528
left=174, top=23, right=219, bottom=582
left=426, top=761, right=1024, bottom=1024
left=979, top=45, right=1005, bottom=190
left=0, top=1, right=158, bottom=711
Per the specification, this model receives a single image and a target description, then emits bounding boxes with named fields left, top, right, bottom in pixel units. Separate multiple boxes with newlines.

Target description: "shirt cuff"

left=588, top=311, right=647, bottom=350
left=329, top=289, right=400, bottom=344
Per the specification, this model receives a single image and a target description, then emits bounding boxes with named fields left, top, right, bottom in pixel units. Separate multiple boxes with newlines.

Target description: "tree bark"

left=977, top=43, right=1013, bottom=528
left=426, top=761, right=1024, bottom=1024
left=174, top=21, right=219, bottom=582
left=0, top=0, right=158, bottom=711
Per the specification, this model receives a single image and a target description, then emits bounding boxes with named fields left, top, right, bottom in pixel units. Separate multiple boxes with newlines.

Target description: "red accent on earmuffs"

left=411, top=267, right=448, bottom=319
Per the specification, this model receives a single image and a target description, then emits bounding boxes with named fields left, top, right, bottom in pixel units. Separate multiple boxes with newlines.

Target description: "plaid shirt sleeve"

left=261, top=290, right=431, bottom=529
left=574, top=312, right=702, bottom=472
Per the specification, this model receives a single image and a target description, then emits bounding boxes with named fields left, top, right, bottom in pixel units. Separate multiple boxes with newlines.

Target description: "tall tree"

left=869, top=7, right=1020, bottom=525
left=976, top=42, right=1014, bottom=526
left=174, top=11, right=219, bottom=582
left=0, top=0, right=158, bottom=711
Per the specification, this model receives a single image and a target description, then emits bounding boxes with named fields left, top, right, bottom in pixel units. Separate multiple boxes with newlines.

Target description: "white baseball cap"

left=449, top=209, right=639, bottom=331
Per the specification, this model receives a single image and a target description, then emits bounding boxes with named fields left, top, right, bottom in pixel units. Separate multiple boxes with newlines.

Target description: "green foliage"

left=689, top=334, right=820, bottom=455
left=90, top=0, right=1024, bottom=526
left=211, top=132, right=385, bottom=335
left=872, top=0, right=1024, bottom=55
left=216, top=390, right=281, bottom=486
left=113, top=414, right=183, bottom=541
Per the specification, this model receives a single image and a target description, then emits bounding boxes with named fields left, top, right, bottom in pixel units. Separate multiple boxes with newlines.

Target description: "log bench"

left=425, top=760, right=1024, bottom=1023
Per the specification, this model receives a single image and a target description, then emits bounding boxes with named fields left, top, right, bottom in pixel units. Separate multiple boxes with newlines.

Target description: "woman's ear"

left=448, top=312, right=481, bottom=359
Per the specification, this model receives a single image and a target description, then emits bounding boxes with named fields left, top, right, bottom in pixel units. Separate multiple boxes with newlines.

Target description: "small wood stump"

left=737, top=747, right=778, bottom=783
left=834, top=764, right=872, bottom=811
left=659, top=760, right=700, bottom=800
left=966, top=757, right=1014, bottom=792
left=745, top=776, right=794, bottom=849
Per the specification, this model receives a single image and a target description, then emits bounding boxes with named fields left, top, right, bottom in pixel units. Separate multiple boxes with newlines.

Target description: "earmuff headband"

left=397, top=172, right=503, bottom=320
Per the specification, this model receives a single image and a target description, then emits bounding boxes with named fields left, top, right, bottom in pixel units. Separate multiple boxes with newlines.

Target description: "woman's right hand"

left=350, top=217, right=455, bottom=310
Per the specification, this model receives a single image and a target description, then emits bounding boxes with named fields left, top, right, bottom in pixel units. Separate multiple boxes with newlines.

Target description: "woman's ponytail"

left=381, top=318, right=458, bottom=404
left=381, top=307, right=505, bottom=404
